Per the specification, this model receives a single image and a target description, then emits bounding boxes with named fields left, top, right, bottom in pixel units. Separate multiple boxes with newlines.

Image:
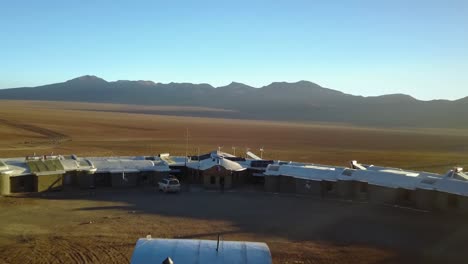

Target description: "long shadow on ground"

left=13, top=188, right=468, bottom=264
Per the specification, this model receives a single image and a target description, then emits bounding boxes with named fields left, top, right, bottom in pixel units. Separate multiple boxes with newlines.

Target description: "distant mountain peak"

left=266, top=80, right=322, bottom=88
left=114, top=80, right=156, bottom=86
left=371, top=93, right=416, bottom=102
left=296, top=80, right=319, bottom=85
left=217, top=82, right=253, bottom=90
left=137, top=80, right=156, bottom=86
left=67, top=75, right=107, bottom=83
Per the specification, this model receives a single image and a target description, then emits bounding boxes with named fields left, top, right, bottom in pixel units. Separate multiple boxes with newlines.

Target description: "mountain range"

left=0, top=75, right=467, bottom=128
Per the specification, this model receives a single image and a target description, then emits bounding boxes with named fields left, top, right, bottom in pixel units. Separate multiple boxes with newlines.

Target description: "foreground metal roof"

left=130, top=238, right=272, bottom=264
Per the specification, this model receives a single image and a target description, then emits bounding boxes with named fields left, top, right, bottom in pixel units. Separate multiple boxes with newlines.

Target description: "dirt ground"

left=1, top=100, right=468, bottom=263
left=1, top=100, right=468, bottom=173
left=0, top=189, right=467, bottom=264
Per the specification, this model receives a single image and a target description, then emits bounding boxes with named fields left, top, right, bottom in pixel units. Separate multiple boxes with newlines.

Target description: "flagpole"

left=185, top=128, right=189, bottom=166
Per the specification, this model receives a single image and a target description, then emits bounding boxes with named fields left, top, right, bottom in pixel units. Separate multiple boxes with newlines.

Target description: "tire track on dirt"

left=0, top=235, right=129, bottom=264
left=0, top=118, right=70, bottom=142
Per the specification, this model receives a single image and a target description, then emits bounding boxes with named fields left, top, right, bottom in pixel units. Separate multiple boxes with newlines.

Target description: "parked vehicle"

left=158, top=178, right=181, bottom=193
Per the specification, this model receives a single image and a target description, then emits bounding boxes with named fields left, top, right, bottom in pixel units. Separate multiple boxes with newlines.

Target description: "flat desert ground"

left=1, top=100, right=468, bottom=172
left=1, top=100, right=468, bottom=264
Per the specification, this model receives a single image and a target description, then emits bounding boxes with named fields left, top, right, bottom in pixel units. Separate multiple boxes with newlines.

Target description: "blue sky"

left=1, top=0, right=467, bottom=100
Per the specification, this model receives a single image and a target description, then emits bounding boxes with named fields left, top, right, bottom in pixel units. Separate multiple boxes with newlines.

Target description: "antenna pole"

left=197, top=147, right=200, bottom=182
left=185, top=128, right=189, bottom=166
left=216, top=234, right=220, bottom=252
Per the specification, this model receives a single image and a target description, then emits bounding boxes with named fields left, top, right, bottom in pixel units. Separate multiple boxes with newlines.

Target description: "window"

left=160, top=179, right=168, bottom=184
left=169, top=180, right=179, bottom=185
left=210, top=176, right=216, bottom=184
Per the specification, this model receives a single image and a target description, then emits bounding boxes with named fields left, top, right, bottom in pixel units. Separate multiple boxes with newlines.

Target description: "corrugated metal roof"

left=130, top=238, right=272, bottom=264
left=264, top=163, right=460, bottom=192
left=160, top=156, right=187, bottom=166
left=0, top=159, right=13, bottom=176
left=265, top=164, right=345, bottom=182
left=1, top=158, right=31, bottom=176
left=27, top=159, right=65, bottom=175
left=60, top=159, right=93, bottom=172
left=186, top=157, right=246, bottom=171
left=88, top=158, right=170, bottom=173
left=352, top=169, right=423, bottom=190
left=417, top=170, right=468, bottom=196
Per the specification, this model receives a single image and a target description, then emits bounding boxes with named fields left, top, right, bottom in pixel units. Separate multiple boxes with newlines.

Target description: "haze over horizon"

left=1, top=0, right=467, bottom=100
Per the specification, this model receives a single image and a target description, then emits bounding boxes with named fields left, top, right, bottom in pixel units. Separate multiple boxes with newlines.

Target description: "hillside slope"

left=1, top=75, right=467, bottom=128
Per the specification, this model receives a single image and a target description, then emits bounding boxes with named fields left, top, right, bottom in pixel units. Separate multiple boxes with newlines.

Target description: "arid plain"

left=1, top=100, right=468, bottom=172
left=1, top=100, right=468, bottom=264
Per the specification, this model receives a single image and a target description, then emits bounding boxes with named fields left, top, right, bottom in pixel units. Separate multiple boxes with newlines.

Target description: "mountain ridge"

left=0, top=75, right=467, bottom=128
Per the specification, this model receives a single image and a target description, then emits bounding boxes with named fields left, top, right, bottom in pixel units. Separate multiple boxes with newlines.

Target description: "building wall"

left=63, top=171, right=87, bottom=188
left=321, top=181, right=338, bottom=197
left=94, top=173, right=112, bottom=187
left=187, top=168, right=204, bottom=184
left=395, top=188, right=415, bottom=207
left=202, top=174, right=232, bottom=189
left=35, top=174, right=63, bottom=192
left=279, top=176, right=296, bottom=193
left=295, top=178, right=321, bottom=195
left=137, top=171, right=166, bottom=186
left=264, top=176, right=280, bottom=193
left=412, top=189, right=437, bottom=211
left=231, top=171, right=247, bottom=188
left=169, top=165, right=186, bottom=180
left=63, top=172, right=74, bottom=186
left=111, top=172, right=139, bottom=187
left=10, top=175, right=34, bottom=193
left=77, top=173, right=95, bottom=189
left=434, top=192, right=464, bottom=212
left=457, top=196, right=468, bottom=213
left=354, top=181, right=370, bottom=201
left=202, top=166, right=232, bottom=189
left=368, top=185, right=397, bottom=205
left=336, top=180, right=359, bottom=199
left=0, top=174, right=10, bottom=195
left=153, top=171, right=169, bottom=185
left=246, top=169, right=265, bottom=184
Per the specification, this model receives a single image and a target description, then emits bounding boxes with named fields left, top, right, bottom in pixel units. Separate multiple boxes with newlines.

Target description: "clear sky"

left=1, top=0, right=467, bottom=100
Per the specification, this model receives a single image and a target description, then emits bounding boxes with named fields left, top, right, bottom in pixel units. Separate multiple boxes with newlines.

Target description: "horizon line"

left=0, top=74, right=466, bottom=102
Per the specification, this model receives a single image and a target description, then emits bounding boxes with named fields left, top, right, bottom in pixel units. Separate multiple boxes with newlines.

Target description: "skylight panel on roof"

left=421, top=177, right=439, bottom=185
left=453, top=173, right=468, bottom=181
left=267, top=165, right=280, bottom=171
left=303, top=165, right=335, bottom=171
left=379, top=169, right=419, bottom=177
